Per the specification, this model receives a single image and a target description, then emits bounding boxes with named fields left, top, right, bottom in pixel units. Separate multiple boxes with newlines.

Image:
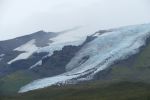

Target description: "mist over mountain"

left=0, top=0, right=150, bottom=40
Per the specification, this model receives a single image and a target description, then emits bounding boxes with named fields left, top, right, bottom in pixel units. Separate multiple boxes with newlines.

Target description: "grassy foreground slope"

left=0, top=82, right=150, bottom=100
left=0, top=70, right=40, bottom=95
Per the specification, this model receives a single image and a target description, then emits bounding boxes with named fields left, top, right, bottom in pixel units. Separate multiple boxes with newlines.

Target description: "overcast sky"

left=0, top=0, right=150, bottom=40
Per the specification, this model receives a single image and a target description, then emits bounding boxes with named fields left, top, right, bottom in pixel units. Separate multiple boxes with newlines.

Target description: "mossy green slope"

left=0, top=82, right=150, bottom=100
left=0, top=70, right=40, bottom=95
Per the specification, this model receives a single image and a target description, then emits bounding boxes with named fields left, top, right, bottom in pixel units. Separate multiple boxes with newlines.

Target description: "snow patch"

left=36, top=27, right=93, bottom=58
left=0, top=54, right=5, bottom=57
left=8, top=39, right=39, bottom=64
left=29, top=60, right=42, bottom=69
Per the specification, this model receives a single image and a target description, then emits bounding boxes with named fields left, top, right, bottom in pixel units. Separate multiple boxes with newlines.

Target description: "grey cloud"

left=0, top=0, right=150, bottom=40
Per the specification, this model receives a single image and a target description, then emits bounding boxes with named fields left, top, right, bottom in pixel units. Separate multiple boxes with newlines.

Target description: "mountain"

left=1, top=24, right=150, bottom=98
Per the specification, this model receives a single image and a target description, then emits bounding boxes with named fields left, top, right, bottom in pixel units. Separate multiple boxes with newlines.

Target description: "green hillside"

left=0, top=82, right=150, bottom=100
left=0, top=70, right=40, bottom=95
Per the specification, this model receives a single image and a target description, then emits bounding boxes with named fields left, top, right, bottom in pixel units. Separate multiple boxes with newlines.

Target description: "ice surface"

left=0, top=54, right=5, bottom=57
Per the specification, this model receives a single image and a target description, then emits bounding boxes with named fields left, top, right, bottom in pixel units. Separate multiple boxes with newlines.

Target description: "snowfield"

left=36, top=27, right=92, bottom=55
left=8, top=39, right=39, bottom=64
left=19, top=24, right=150, bottom=93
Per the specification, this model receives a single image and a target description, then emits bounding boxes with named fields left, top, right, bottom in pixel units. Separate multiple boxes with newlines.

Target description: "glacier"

left=19, top=24, right=150, bottom=93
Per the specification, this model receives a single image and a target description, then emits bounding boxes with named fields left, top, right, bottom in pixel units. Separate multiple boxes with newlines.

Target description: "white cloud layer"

left=0, top=0, right=150, bottom=40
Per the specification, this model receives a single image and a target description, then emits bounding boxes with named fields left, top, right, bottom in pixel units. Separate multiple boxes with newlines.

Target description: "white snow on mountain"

left=0, top=54, right=5, bottom=57
left=29, top=60, right=42, bottom=69
left=8, top=39, right=39, bottom=64
left=0, top=54, right=5, bottom=61
left=19, top=24, right=150, bottom=93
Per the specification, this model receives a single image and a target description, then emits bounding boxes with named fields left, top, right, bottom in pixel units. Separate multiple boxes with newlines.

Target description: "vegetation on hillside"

left=0, top=82, right=150, bottom=100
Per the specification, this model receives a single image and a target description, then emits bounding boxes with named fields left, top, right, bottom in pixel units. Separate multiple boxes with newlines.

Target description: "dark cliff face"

left=31, top=45, right=81, bottom=77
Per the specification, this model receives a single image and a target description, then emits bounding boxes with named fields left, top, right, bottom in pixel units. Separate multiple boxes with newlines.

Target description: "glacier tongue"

left=19, top=24, right=150, bottom=93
